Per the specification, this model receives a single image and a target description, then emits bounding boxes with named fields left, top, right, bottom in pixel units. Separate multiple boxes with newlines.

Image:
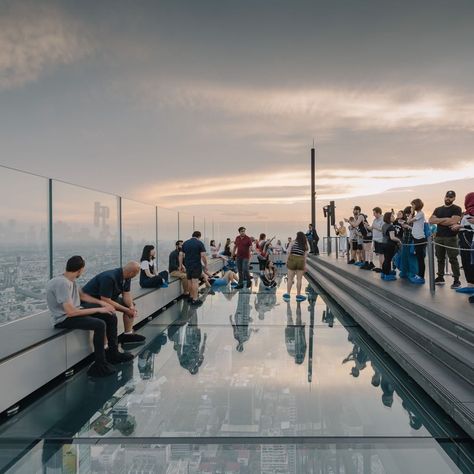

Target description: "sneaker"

left=381, top=273, right=386, bottom=280
left=360, top=263, right=370, bottom=270
left=450, top=280, right=461, bottom=289
left=368, top=262, right=375, bottom=270
left=106, top=349, right=134, bottom=364
left=455, top=286, right=474, bottom=294
left=161, top=282, right=169, bottom=288
left=296, top=294, right=307, bottom=301
left=434, top=276, right=445, bottom=285
left=354, top=262, right=364, bottom=267
left=348, top=259, right=355, bottom=264
left=409, top=275, right=425, bottom=284
left=87, top=361, right=116, bottom=377
left=119, top=333, right=146, bottom=344
left=373, top=267, right=383, bottom=273
left=384, top=274, right=397, bottom=281
left=282, top=293, right=291, bottom=300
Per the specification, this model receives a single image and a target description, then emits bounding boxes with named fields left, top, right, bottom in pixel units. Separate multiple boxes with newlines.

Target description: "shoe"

left=234, top=284, right=244, bottom=290
left=354, top=262, right=364, bottom=267
left=231, top=282, right=239, bottom=288
left=409, top=276, right=425, bottom=284
left=119, top=333, right=146, bottom=344
left=381, top=273, right=386, bottom=280
left=87, top=361, right=116, bottom=377
left=106, top=349, right=134, bottom=364
left=360, top=263, right=370, bottom=270
left=296, top=295, right=306, bottom=301
left=469, top=295, right=474, bottom=304
left=450, top=280, right=461, bottom=289
left=455, top=286, right=474, bottom=294
left=282, top=293, right=291, bottom=300
left=435, top=276, right=445, bottom=285
left=384, top=274, right=397, bottom=281
left=246, top=281, right=252, bottom=288
left=161, top=282, right=169, bottom=288
left=348, top=259, right=355, bottom=264
left=389, top=270, right=396, bottom=275
left=373, top=267, right=383, bottom=273
left=368, top=262, right=375, bottom=270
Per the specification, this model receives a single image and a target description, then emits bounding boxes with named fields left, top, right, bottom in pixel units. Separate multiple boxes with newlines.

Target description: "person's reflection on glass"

left=342, top=339, right=368, bottom=377
left=254, top=278, right=278, bottom=320
left=229, top=291, right=256, bottom=352
left=370, top=361, right=381, bottom=387
left=402, top=400, right=423, bottom=430
left=137, top=332, right=168, bottom=380
left=285, top=300, right=307, bottom=364
left=381, top=373, right=395, bottom=407
left=322, top=307, right=334, bottom=328
left=172, top=306, right=207, bottom=374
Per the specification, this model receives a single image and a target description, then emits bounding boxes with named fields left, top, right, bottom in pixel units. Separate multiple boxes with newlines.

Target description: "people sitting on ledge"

left=81, top=262, right=146, bottom=344
left=169, top=240, right=189, bottom=297
left=210, top=239, right=228, bottom=264
left=139, top=245, right=169, bottom=289
left=46, top=256, right=134, bottom=378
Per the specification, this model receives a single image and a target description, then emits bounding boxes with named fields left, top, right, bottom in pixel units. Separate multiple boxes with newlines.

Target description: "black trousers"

left=382, top=244, right=397, bottom=275
left=140, top=270, right=169, bottom=288
left=460, top=232, right=474, bottom=284
left=412, top=237, right=427, bottom=278
left=55, top=312, right=118, bottom=363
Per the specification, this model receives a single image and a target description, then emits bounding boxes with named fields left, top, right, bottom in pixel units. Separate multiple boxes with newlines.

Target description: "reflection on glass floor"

left=0, top=272, right=472, bottom=473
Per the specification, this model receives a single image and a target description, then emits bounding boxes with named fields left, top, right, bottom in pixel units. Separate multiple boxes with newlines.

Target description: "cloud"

left=0, top=1, right=93, bottom=90
left=136, top=80, right=474, bottom=136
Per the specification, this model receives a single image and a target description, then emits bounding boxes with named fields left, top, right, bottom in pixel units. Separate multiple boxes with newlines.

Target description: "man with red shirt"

left=232, top=226, right=253, bottom=289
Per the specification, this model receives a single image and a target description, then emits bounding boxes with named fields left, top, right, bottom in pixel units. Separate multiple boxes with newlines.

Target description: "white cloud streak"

left=0, top=1, right=92, bottom=90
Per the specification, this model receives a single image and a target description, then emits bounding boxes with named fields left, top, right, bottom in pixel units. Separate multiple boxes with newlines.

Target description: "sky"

left=0, top=0, right=473, bottom=235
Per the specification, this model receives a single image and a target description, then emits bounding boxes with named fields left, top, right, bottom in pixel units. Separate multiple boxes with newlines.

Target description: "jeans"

left=382, top=244, right=397, bottom=275
left=237, top=257, right=250, bottom=283
left=459, top=231, right=474, bottom=284
left=55, top=312, right=118, bottom=363
left=434, top=236, right=460, bottom=279
left=413, top=237, right=427, bottom=278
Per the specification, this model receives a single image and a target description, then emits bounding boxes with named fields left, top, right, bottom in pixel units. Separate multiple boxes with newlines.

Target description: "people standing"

left=381, top=212, right=402, bottom=281
left=232, top=226, right=253, bottom=289
left=371, top=207, right=385, bottom=272
left=450, top=192, right=474, bottom=303
left=139, top=245, right=169, bottom=289
left=407, top=199, right=426, bottom=284
left=180, top=231, right=208, bottom=306
left=284, top=231, right=308, bottom=301
left=429, top=191, right=462, bottom=289
left=305, top=224, right=320, bottom=255
left=334, top=221, right=348, bottom=256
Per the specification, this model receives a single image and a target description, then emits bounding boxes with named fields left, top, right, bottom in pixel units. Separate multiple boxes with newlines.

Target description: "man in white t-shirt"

left=371, top=207, right=385, bottom=273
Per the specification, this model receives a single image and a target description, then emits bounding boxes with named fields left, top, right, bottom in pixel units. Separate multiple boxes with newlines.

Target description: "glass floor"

left=0, top=272, right=472, bottom=473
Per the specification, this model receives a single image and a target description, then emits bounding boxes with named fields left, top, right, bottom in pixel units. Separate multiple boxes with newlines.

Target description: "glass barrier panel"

left=157, top=207, right=178, bottom=272
left=122, top=199, right=156, bottom=265
left=178, top=212, right=194, bottom=242
left=0, top=168, right=49, bottom=325
left=52, top=182, right=120, bottom=284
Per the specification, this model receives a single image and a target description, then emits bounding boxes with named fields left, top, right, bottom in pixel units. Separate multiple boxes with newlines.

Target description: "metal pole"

left=326, top=209, right=331, bottom=256
left=335, top=237, right=339, bottom=259
left=427, top=235, right=436, bottom=294
left=48, top=179, right=53, bottom=279
left=118, top=196, right=123, bottom=267
left=347, top=237, right=350, bottom=263
left=311, top=147, right=316, bottom=235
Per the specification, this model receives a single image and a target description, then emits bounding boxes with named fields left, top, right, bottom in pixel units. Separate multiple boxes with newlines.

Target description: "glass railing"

left=0, top=165, right=221, bottom=336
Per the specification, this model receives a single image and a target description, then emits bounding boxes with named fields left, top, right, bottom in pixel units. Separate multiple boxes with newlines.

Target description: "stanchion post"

left=427, top=235, right=436, bottom=294
left=335, top=237, right=339, bottom=259
left=347, top=237, right=350, bottom=263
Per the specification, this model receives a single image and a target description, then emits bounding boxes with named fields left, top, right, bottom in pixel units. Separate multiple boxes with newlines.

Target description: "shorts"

left=287, top=254, right=305, bottom=271
left=373, top=241, right=385, bottom=255
left=170, top=270, right=187, bottom=281
left=351, top=241, right=362, bottom=251
left=186, top=266, right=202, bottom=280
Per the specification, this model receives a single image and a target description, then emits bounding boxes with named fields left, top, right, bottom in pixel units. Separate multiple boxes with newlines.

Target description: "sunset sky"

left=1, top=0, right=473, bottom=234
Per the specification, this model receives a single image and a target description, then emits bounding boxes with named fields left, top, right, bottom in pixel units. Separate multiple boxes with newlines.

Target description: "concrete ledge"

left=0, top=259, right=223, bottom=414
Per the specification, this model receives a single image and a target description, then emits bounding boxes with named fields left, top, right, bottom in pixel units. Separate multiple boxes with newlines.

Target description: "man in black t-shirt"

left=169, top=240, right=189, bottom=296
left=429, top=190, right=462, bottom=288
left=180, top=231, right=208, bottom=305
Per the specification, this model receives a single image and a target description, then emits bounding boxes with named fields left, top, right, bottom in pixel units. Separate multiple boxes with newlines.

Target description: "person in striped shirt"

left=283, top=231, right=309, bottom=301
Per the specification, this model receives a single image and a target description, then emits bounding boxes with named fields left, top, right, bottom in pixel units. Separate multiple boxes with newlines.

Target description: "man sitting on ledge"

left=81, top=261, right=146, bottom=344
left=169, top=240, right=189, bottom=297
left=46, top=256, right=134, bottom=378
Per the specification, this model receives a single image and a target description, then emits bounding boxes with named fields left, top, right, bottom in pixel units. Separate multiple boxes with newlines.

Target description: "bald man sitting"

left=81, top=262, right=146, bottom=344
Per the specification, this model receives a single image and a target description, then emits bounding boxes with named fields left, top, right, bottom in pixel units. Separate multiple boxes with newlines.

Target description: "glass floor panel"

left=0, top=272, right=472, bottom=473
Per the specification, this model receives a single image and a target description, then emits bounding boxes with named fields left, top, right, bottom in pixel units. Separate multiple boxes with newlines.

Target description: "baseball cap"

left=445, top=190, right=456, bottom=198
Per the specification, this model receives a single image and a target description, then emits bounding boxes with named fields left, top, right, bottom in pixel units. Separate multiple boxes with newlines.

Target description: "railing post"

left=48, top=179, right=53, bottom=279
left=118, top=196, right=123, bottom=267
left=346, top=237, right=350, bottom=263
left=327, top=236, right=332, bottom=256
left=427, top=235, right=436, bottom=294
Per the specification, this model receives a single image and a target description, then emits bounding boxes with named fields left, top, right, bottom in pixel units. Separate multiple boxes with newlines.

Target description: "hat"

left=446, top=190, right=456, bottom=198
